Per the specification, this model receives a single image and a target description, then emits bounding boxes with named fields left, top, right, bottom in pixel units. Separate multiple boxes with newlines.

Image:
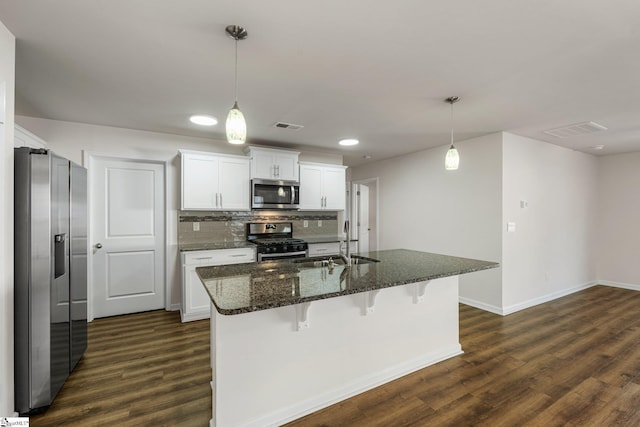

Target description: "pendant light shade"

left=226, top=101, right=246, bottom=144
left=445, top=145, right=460, bottom=170
left=445, top=96, right=460, bottom=171
left=225, top=25, right=248, bottom=145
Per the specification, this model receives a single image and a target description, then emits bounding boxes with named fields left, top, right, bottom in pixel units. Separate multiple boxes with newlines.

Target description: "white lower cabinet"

left=181, top=247, right=255, bottom=322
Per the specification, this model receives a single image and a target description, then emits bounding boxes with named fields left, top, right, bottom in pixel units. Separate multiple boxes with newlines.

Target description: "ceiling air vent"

left=543, top=121, right=608, bottom=138
left=273, top=122, right=304, bottom=131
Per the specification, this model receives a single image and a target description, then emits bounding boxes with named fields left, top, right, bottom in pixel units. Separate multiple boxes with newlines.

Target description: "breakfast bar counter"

left=197, top=249, right=498, bottom=427
left=197, top=249, right=497, bottom=315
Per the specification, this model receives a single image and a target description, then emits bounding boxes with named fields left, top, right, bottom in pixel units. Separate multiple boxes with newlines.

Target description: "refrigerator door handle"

left=54, top=233, right=67, bottom=278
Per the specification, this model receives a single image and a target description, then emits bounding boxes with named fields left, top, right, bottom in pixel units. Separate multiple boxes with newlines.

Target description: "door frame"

left=83, top=151, right=169, bottom=321
left=351, top=177, right=380, bottom=252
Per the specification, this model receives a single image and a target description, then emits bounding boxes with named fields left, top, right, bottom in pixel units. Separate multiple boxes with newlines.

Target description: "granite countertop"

left=196, top=249, right=499, bottom=315
left=179, top=241, right=254, bottom=252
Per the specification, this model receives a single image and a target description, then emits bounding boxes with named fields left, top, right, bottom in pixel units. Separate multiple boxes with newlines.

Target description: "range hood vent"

left=543, top=121, right=608, bottom=138
left=273, top=122, right=304, bottom=131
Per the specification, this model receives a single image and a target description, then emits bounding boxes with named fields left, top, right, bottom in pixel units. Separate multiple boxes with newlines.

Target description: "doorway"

left=351, top=178, right=379, bottom=253
left=87, top=154, right=166, bottom=319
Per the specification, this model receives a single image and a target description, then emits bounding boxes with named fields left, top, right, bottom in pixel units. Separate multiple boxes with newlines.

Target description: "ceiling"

left=1, top=0, right=640, bottom=166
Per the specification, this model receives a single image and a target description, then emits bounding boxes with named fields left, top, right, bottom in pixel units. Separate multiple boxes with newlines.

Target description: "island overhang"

left=196, top=248, right=498, bottom=315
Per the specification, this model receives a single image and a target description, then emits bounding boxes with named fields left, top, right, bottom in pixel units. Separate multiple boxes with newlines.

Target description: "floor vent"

left=543, top=121, right=607, bottom=138
left=273, top=122, right=304, bottom=131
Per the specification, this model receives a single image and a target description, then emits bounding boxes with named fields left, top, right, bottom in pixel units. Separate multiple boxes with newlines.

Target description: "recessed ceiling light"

left=363, top=155, right=372, bottom=159
left=339, top=138, right=359, bottom=146
left=190, top=115, right=218, bottom=126
left=592, top=145, right=605, bottom=150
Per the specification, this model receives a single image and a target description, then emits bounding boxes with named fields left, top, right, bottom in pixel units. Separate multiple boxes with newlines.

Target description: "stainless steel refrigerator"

left=14, top=147, right=88, bottom=415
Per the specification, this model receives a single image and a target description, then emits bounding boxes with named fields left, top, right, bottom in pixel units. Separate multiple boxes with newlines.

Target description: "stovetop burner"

left=246, top=222, right=308, bottom=259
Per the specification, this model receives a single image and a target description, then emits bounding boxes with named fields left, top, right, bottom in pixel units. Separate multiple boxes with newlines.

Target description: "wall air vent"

left=543, top=121, right=608, bottom=138
left=273, top=122, right=304, bottom=131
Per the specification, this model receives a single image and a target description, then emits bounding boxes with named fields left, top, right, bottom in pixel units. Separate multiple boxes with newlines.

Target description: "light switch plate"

left=507, top=222, right=516, bottom=233
left=318, top=220, right=322, bottom=227
left=193, top=222, right=200, bottom=231
left=303, top=220, right=308, bottom=228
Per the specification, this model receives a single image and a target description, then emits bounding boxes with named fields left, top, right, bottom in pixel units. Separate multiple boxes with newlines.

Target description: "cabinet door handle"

left=316, top=248, right=328, bottom=252
left=277, top=165, right=280, bottom=177
left=220, top=193, right=223, bottom=207
left=230, top=254, right=248, bottom=257
left=194, top=257, right=213, bottom=261
left=215, top=193, right=219, bottom=207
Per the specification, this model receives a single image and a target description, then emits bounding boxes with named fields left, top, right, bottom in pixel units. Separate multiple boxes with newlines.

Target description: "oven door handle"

left=291, top=185, right=295, bottom=205
left=258, top=250, right=308, bottom=261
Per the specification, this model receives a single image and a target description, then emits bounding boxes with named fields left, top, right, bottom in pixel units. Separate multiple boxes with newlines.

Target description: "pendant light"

left=445, top=96, right=460, bottom=170
left=225, top=25, right=248, bottom=145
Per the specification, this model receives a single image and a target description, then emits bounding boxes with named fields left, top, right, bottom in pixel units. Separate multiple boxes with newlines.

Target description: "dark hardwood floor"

left=30, top=285, right=640, bottom=426
left=29, top=310, right=211, bottom=427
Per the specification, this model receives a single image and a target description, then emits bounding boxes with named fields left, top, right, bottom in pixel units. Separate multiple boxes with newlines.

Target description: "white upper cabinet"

left=180, top=150, right=250, bottom=211
left=299, top=162, right=347, bottom=211
left=245, top=146, right=300, bottom=181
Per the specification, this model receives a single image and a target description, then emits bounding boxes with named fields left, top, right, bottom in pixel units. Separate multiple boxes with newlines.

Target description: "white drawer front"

left=183, top=247, right=256, bottom=265
left=308, top=242, right=340, bottom=257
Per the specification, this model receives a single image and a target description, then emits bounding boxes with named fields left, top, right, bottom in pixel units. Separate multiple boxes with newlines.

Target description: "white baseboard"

left=167, top=303, right=180, bottom=312
left=180, top=310, right=210, bottom=323
left=458, top=297, right=504, bottom=315
left=461, top=281, right=602, bottom=316
left=243, top=345, right=463, bottom=427
left=598, top=280, right=640, bottom=291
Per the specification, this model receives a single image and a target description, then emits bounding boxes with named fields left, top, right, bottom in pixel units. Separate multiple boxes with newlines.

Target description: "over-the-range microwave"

left=251, top=178, right=300, bottom=209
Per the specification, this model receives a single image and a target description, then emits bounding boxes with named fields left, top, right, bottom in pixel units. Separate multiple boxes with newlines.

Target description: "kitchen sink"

left=292, top=255, right=380, bottom=267
left=350, top=256, right=380, bottom=265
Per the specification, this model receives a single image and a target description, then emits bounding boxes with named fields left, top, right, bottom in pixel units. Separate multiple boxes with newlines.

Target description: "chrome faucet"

left=340, top=220, right=351, bottom=266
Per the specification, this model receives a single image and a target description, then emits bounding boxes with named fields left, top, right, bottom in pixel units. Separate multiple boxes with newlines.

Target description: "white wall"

left=0, top=18, right=15, bottom=416
left=350, top=133, right=503, bottom=310
left=597, top=152, right=640, bottom=288
left=502, top=133, right=598, bottom=312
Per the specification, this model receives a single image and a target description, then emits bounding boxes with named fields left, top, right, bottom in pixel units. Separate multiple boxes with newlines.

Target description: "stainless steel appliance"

left=251, top=179, right=300, bottom=209
left=14, top=147, right=88, bottom=415
left=246, top=222, right=308, bottom=261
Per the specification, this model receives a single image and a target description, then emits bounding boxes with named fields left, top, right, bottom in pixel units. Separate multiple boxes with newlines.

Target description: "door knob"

left=95, top=243, right=103, bottom=249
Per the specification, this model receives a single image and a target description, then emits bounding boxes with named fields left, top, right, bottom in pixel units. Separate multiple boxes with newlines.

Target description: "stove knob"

left=282, top=245, right=289, bottom=252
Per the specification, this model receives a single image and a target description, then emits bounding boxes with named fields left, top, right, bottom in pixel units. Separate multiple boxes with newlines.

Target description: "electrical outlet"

left=303, top=220, right=308, bottom=228
left=318, top=220, right=322, bottom=227
left=192, top=222, right=200, bottom=231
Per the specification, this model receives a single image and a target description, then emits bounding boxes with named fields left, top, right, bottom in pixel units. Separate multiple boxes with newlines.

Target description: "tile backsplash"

left=178, top=210, right=339, bottom=247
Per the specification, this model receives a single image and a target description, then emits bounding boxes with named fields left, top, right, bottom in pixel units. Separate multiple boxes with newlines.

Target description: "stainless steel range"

left=246, top=222, right=308, bottom=261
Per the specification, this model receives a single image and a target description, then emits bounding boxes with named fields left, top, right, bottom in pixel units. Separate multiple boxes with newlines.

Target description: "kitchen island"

left=197, top=249, right=498, bottom=427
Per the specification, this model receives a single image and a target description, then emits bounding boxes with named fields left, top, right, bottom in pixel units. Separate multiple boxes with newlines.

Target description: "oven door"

left=252, top=179, right=300, bottom=209
left=257, top=250, right=308, bottom=262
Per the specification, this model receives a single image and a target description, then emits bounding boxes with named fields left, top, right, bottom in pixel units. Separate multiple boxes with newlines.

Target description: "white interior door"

left=90, top=156, right=165, bottom=318
left=358, top=184, right=370, bottom=253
